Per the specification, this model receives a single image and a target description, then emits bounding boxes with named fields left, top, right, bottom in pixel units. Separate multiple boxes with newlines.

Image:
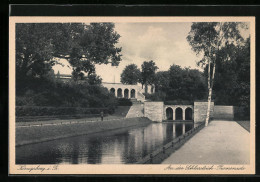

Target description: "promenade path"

left=162, top=120, right=250, bottom=164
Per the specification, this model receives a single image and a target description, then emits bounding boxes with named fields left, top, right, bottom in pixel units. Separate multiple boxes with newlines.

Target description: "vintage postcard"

left=9, top=16, right=255, bottom=174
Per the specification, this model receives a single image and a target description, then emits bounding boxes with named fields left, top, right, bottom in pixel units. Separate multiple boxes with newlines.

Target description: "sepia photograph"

left=9, top=16, right=255, bottom=174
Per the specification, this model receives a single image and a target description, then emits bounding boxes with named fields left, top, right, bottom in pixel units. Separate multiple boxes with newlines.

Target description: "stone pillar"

left=163, top=108, right=166, bottom=120
left=182, top=123, right=185, bottom=134
left=115, top=89, right=117, bottom=97
left=172, top=124, right=176, bottom=137
left=182, top=108, right=185, bottom=120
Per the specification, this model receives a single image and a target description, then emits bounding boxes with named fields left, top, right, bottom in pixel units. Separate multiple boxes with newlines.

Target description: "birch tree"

left=187, top=22, right=247, bottom=126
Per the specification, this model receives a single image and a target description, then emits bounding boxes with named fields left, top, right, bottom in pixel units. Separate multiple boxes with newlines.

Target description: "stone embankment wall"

left=214, top=105, right=234, bottom=120
left=16, top=117, right=152, bottom=146
left=144, top=102, right=236, bottom=122
left=144, top=102, right=164, bottom=122
left=193, top=101, right=214, bottom=123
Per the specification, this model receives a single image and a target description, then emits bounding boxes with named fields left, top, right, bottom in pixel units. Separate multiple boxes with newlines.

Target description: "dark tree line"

left=152, top=65, right=207, bottom=102
left=120, top=62, right=207, bottom=102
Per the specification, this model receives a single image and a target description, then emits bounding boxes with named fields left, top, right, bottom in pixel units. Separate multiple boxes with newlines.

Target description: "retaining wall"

left=16, top=117, right=152, bottom=146
left=214, top=105, right=234, bottom=120
left=194, top=101, right=214, bottom=123
left=144, top=102, right=164, bottom=122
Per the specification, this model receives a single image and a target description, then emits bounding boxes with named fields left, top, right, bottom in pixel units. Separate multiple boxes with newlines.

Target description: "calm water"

left=16, top=122, right=195, bottom=164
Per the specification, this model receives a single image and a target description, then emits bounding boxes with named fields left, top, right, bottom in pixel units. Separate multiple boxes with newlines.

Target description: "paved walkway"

left=162, top=120, right=250, bottom=164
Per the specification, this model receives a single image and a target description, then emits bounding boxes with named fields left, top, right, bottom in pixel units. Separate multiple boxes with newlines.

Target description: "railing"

left=16, top=113, right=109, bottom=122
left=16, top=116, right=147, bottom=128
left=135, top=122, right=205, bottom=164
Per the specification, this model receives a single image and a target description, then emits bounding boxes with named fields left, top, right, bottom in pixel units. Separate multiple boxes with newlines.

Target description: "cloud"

left=56, top=22, right=252, bottom=82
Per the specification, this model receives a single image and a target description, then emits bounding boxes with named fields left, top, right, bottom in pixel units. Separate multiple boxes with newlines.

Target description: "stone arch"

left=175, top=107, right=183, bottom=120
left=124, top=89, right=129, bottom=98
left=166, top=107, right=173, bottom=120
left=110, top=88, right=115, bottom=96
left=185, top=107, right=193, bottom=120
left=130, top=89, right=136, bottom=98
left=117, top=88, right=122, bottom=98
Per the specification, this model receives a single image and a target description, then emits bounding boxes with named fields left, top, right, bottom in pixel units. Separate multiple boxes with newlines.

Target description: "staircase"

left=126, top=103, right=144, bottom=118
left=130, top=98, right=142, bottom=105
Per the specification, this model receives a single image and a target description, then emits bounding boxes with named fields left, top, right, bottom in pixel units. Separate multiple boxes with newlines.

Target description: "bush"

left=16, top=77, right=118, bottom=111
left=164, top=100, right=193, bottom=105
left=144, top=92, right=166, bottom=101
left=117, top=98, right=132, bottom=106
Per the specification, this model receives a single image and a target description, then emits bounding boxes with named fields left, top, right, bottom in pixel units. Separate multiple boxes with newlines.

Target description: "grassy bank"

left=16, top=117, right=152, bottom=146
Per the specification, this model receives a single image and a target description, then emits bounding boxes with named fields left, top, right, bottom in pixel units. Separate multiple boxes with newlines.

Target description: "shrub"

left=117, top=98, right=132, bottom=106
left=164, top=100, right=193, bottom=105
left=144, top=92, right=166, bottom=101
left=15, top=76, right=118, bottom=110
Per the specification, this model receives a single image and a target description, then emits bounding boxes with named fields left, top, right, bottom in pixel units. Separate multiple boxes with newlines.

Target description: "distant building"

left=55, top=74, right=155, bottom=102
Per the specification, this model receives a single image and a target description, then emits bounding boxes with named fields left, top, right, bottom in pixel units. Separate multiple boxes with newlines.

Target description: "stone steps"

left=130, top=98, right=143, bottom=105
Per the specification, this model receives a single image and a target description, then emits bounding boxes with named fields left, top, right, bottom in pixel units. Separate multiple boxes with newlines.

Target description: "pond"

left=16, top=122, right=196, bottom=164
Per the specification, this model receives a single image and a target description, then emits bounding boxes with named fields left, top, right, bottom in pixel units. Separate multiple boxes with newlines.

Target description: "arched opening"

left=185, top=107, right=193, bottom=120
left=110, top=88, right=115, bottom=96
left=117, top=88, right=122, bottom=98
left=130, top=89, right=136, bottom=98
left=166, top=107, right=173, bottom=120
left=124, top=89, right=129, bottom=98
left=175, top=107, right=183, bottom=120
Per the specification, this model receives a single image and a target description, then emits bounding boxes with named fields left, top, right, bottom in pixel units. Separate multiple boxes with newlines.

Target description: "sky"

left=52, top=22, right=249, bottom=83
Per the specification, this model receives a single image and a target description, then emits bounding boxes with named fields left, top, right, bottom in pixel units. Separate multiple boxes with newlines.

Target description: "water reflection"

left=16, top=122, right=195, bottom=164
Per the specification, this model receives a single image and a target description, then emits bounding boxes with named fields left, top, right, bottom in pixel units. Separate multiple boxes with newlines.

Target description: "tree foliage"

left=187, top=22, right=249, bottom=123
left=210, top=38, right=250, bottom=114
left=16, top=23, right=122, bottom=80
left=151, top=65, right=207, bottom=102
left=140, top=60, right=158, bottom=93
left=120, top=64, right=141, bottom=84
left=16, top=77, right=116, bottom=109
left=16, top=23, right=121, bottom=109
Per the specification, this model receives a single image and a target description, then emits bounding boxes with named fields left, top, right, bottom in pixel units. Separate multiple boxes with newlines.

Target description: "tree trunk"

left=205, top=55, right=211, bottom=126
left=205, top=88, right=212, bottom=126
left=205, top=60, right=216, bottom=126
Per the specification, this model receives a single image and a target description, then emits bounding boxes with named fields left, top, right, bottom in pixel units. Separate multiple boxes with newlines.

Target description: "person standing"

left=100, top=110, right=104, bottom=121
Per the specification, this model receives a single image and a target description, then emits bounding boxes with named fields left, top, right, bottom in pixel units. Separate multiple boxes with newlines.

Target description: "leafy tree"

left=140, top=60, right=158, bottom=94
left=120, top=64, right=141, bottom=84
left=155, top=71, right=170, bottom=93
left=166, top=65, right=207, bottom=101
left=187, top=22, right=247, bottom=126
left=87, top=73, right=102, bottom=85
left=16, top=23, right=122, bottom=80
left=150, top=65, right=207, bottom=102
left=211, top=38, right=250, bottom=116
